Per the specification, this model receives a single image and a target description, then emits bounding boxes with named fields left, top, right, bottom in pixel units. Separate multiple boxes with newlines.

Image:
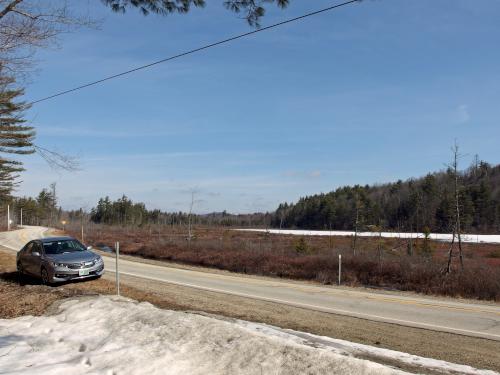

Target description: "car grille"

left=55, top=266, right=103, bottom=279
left=67, top=260, right=97, bottom=269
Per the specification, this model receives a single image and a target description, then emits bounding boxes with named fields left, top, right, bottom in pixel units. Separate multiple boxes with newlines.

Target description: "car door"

left=19, top=242, right=34, bottom=275
left=29, top=242, right=44, bottom=276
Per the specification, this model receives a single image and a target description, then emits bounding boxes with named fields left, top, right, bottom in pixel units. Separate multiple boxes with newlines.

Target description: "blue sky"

left=18, top=0, right=500, bottom=213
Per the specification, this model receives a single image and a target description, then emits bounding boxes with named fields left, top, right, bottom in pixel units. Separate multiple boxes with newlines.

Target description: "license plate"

left=79, top=269, right=90, bottom=276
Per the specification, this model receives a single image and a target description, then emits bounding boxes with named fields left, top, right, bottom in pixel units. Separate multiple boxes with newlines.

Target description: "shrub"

left=489, top=250, right=500, bottom=258
left=294, top=237, right=310, bottom=254
left=419, top=226, right=434, bottom=257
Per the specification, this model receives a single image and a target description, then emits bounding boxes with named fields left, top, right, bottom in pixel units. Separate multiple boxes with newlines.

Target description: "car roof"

left=37, top=236, right=75, bottom=243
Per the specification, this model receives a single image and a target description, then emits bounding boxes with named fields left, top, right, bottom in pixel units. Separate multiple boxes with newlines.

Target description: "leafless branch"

left=34, top=144, right=80, bottom=172
left=0, top=0, right=99, bottom=76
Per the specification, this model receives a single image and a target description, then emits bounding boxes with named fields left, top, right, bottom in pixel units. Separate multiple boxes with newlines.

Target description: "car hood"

left=45, top=251, right=98, bottom=263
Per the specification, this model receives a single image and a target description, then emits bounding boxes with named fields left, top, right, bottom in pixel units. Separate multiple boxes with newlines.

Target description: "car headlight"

left=95, top=257, right=103, bottom=264
left=53, top=262, right=68, bottom=268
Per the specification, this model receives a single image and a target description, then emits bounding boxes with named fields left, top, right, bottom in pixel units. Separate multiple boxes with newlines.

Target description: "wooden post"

left=81, top=209, right=84, bottom=243
left=115, top=241, right=120, bottom=296
left=338, top=254, right=342, bottom=285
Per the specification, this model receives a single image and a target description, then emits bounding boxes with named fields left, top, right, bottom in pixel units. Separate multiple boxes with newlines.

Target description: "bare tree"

left=0, top=1, right=89, bottom=177
left=351, top=192, right=360, bottom=256
left=445, top=141, right=464, bottom=273
left=0, top=0, right=96, bottom=75
left=187, top=189, right=197, bottom=245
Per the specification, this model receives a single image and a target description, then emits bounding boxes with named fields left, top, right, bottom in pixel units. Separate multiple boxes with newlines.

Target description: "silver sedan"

left=16, top=236, right=104, bottom=284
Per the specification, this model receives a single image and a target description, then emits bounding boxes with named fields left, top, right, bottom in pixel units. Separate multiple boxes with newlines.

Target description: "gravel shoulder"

left=1, top=247, right=499, bottom=373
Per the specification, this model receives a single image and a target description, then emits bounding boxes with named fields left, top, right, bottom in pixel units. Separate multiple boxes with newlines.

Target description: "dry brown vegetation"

left=63, top=224, right=500, bottom=301
left=0, top=249, right=185, bottom=318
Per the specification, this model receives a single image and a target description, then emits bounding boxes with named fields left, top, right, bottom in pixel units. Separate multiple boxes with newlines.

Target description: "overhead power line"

left=32, top=0, right=360, bottom=105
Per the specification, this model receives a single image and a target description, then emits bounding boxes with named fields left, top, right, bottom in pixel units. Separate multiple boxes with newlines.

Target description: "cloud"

left=283, top=170, right=321, bottom=178
left=456, top=104, right=470, bottom=124
left=309, top=170, right=322, bottom=178
left=282, top=170, right=299, bottom=177
left=36, top=125, right=188, bottom=139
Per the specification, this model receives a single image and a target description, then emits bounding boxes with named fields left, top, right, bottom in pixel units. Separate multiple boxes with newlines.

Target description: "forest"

left=273, top=160, right=500, bottom=234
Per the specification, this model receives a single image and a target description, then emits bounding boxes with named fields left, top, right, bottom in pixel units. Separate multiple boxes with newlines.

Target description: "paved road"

left=1, top=226, right=500, bottom=341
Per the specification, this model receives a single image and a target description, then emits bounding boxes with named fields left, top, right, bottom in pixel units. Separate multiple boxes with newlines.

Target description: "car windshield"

left=43, top=240, right=86, bottom=254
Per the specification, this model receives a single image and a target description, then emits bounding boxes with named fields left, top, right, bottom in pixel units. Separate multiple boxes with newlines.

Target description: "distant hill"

left=272, top=161, right=500, bottom=234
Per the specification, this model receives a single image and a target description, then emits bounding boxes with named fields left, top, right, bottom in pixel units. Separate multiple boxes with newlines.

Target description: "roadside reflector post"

left=7, top=205, right=10, bottom=231
left=115, top=241, right=120, bottom=296
left=338, top=254, right=342, bottom=286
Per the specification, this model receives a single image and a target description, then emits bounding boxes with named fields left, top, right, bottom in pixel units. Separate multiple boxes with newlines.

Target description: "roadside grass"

left=65, top=224, right=500, bottom=302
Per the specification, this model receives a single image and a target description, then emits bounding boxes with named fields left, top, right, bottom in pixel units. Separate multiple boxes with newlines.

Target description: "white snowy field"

left=237, top=229, right=500, bottom=244
left=0, top=296, right=497, bottom=375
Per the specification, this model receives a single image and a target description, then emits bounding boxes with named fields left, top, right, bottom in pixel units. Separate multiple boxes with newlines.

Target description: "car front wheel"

left=41, top=268, right=51, bottom=285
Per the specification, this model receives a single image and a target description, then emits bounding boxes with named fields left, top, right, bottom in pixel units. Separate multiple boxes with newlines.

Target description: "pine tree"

left=0, top=74, right=35, bottom=201
left=0, top=158, right=23, bottom=201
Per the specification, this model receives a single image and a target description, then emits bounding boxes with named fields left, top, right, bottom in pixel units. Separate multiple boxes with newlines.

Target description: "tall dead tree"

left=445, top=142, right=464, bottom=273
left=352, top=192, right=360, bottom=256
left=187, top=189, right=196, bottom=246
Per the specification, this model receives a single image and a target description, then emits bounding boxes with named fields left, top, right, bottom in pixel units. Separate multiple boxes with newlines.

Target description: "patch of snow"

left=0, top=296, right=496, bottom=375
left=237, top=321, right=499, bottom=375
left=237, top=229, right=500, bottom=244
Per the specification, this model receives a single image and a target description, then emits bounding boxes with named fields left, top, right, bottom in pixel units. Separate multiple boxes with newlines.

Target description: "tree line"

left=272, top=160, right=500, bottom=234
left=9, top=159, right=499, bottom=235
left=87, top=195, right=270, bottom=228
left=7, top=183, right=59, bottom=226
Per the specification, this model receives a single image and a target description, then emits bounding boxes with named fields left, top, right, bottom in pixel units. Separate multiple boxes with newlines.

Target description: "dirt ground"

left=1, top=247, right=500, bottom=374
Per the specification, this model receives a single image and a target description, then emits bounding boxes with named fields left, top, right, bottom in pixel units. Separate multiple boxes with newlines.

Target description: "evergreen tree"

left=0, top=74, right=35, bottom=201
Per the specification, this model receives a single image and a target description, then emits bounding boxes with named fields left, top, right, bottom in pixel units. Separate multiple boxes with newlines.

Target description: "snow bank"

left=237, top=229, right=500, bottom=244
left=0, top=296, right=496, bottom=375
left=237, top=321, right=499, bottom=375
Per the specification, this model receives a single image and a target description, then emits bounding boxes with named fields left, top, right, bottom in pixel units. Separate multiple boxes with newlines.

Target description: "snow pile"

left=0, top=296, right=496, bottom=375
left=237, top=229, right=500, bottom=244
left=237, top=322, right=499, bottom=375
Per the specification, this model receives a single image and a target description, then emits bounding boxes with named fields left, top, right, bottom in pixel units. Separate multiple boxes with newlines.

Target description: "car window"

left=24, top=242, right=34, bottom=254
left=43, top=240, right=86, bottom=254
left=32, top=243, right=43, bottom=254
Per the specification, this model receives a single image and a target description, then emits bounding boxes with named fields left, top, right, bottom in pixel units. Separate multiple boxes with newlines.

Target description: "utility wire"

left=31, top=0, right=360, bottom=105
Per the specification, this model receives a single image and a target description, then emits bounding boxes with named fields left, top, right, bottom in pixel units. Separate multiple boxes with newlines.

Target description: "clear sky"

left=18, top=0, right=500, bottom=213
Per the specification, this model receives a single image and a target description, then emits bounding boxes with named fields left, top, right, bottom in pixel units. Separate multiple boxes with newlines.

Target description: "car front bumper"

left=50, top=264, right=105, bottom=282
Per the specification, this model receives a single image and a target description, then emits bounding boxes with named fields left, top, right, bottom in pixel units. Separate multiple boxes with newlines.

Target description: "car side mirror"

left=32, top=251, right=40, bottom=257
left=87, top=246, right=93, bottom=251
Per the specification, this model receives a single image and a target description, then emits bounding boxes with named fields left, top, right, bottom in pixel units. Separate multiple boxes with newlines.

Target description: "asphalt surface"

left=1, top=226, right=500, bottom=342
